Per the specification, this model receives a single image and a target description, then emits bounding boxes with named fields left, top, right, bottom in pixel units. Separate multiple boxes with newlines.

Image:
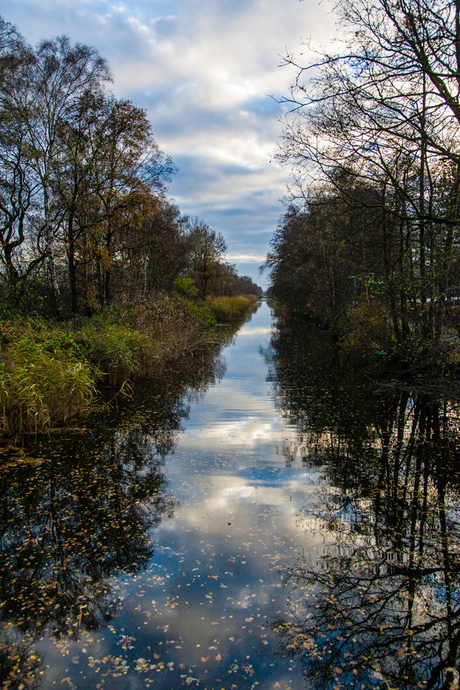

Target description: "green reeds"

left=0, top=337, right=96, bottom=435
left=77, top=324, right=153, bottom=386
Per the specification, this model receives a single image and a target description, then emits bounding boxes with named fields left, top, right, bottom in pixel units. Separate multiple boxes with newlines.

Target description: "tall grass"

left=108, top=292, right=217, bottom=364
left=207, top=296, right=252, bottom=323
left=0, top=337, right=96, bottom=436
left=0, top=292, right=227, bottom=436
left=77, top=324, right=153, bottom=386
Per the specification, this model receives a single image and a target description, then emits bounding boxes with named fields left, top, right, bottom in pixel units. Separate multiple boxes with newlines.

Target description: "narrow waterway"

left=2, top=300, right=460, bottom=690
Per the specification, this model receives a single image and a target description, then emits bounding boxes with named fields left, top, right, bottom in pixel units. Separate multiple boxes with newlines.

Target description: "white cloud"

left=226, top=253, right=267, bottom=262
left=5, top=0, right=337, bottom=286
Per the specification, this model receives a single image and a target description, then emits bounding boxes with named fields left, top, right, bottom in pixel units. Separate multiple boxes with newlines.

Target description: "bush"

left=181, top=300, right=216, bottom=330
left=339, top=300, right=393, bottom=357
left=174, top=276, right=198, bottom=299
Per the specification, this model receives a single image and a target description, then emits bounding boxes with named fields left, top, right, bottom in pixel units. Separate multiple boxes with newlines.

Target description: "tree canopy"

left=0, top=16, right=261, bottom=316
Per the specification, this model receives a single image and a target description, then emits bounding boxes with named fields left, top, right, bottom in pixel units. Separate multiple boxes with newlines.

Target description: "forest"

left=0, top=17, right=262, bottom=317
left=267, top=0, right=460, bottom=373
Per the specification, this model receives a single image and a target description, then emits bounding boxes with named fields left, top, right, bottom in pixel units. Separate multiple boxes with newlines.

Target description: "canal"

left=1, top=300, right=460, bottom=689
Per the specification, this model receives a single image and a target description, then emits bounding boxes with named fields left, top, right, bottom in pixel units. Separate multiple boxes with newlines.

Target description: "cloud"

left=226, top=254, right=267, bottom=262
left=6, top=0, right=337, bottom=287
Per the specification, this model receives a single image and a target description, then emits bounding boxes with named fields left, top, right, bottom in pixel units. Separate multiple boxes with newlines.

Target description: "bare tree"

left=278, top=0, right=460, bottom=345
left=0, top=19, right=42, bottom=301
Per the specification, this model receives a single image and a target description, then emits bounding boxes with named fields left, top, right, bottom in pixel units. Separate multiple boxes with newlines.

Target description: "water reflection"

left=0, top=344, right=225, bottom=688
left=269, top=320, right=460, bottom=689
left=8, top=303, right=460, bottom=690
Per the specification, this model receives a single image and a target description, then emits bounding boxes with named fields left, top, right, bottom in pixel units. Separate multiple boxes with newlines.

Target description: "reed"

left=0, top=292, right=247, bottom=437
left=77, top=324, right=153, bottom=386
left=0, top=337, right=96, bottom=435
left=207, top=296, right=252, bottom=323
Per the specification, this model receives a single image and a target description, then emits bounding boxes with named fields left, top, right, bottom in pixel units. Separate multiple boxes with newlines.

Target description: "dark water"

left=1, top=301, right=460, bottom=690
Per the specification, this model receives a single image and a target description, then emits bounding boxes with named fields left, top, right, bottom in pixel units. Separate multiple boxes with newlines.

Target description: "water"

left=2, top=300, right=460, bottom=689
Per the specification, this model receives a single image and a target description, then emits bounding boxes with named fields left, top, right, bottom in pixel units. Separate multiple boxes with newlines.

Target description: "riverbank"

left=0, top=292, right=258, bottom=437
left=271, top=300, right=460, bottom=390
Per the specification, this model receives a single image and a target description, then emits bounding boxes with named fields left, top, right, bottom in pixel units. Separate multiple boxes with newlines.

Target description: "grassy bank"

left=0, top=292, right=256, bottom=437
left=207, top=294, right=257, bottom=323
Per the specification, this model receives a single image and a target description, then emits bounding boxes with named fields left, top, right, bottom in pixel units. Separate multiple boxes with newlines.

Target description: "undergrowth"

left=0, top=291, right=246, bottom=437
left=207, top=295, right=254, bottom=323
left=338, top=299, right=460, bottom=384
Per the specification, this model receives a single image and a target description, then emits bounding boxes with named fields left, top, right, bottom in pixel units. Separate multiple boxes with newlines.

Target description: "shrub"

left=174, top=276, right=199, bottom=299
left=181, top=300, right=216, bottom=330
left=339, top=300, right=393, bottom=357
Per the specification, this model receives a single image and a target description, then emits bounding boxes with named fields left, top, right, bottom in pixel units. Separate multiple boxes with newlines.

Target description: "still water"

left=1, top=301, right=460, bottom=690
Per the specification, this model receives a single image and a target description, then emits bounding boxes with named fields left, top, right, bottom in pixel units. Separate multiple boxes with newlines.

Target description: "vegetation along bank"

left=0, top=17, right=263, bottom=436
left=266, top=0, right=460, bottom=382
left=0, top=293, right=260, bottom=437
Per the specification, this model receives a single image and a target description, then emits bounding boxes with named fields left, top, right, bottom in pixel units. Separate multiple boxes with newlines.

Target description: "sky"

left=3, top=0, right=338, bottom=288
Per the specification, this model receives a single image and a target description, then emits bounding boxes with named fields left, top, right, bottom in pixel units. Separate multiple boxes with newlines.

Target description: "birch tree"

left=8, top=34, right=111, bottom=314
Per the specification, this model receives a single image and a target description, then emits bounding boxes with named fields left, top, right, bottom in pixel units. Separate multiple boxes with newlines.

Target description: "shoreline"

left=0, top=293, right=259, bottom=439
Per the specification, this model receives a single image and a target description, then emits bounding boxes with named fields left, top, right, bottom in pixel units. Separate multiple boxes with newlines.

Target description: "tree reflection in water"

left=0, top=345, right=226, bottom=689
left=267, top=322, right=460, bottom=690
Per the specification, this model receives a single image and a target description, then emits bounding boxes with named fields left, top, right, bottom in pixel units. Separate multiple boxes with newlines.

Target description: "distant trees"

left=231, top=273, right=263, bottom=297
left=182, top=219, right=263, bottom=298
left=185, top=218, right=227, bottom=299
left=268, top=180, right=389, bottom=321
left=270, top=0, right=460, bottom=353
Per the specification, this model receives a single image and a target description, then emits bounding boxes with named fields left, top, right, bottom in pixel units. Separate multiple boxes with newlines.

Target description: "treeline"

left=0, top=17, right=261, bottom=317
left=268, top=0, right=460, bottom=364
